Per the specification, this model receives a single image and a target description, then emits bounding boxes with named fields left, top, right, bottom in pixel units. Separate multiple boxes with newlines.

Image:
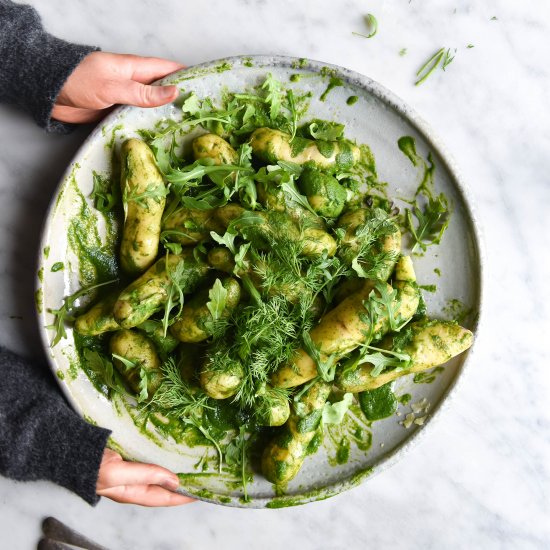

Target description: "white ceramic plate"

left=36, top=55, right=483, bottom=508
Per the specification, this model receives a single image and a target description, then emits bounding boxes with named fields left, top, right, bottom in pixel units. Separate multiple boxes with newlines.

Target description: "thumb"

left=113, top=80, right=179, bottom=108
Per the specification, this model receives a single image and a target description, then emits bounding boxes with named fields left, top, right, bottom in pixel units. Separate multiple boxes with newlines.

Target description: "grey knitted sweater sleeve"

left=0, top=347, right=111, bottom=505
left=0, top=1, right=111, bottom=505
left=0, top=0, right=99, bottom=133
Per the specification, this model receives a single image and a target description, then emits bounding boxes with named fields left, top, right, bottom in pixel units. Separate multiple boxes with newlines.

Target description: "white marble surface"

left=1, top=0, right=549, bottom=548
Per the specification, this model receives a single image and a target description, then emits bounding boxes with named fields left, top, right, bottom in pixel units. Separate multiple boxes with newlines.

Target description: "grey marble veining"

left=1, top=0, right=549, bottom=548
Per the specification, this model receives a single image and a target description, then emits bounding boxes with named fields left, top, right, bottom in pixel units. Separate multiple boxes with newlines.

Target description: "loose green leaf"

left=356, top=345, right=412, bottom=377
left=368, top=282, right=402, bottom=332
left=91, top=171, right=118, bottom=212
left=181, top=93, right=202, bottom=115
left=47, top=278, right=118, bottom=347
left=308, top=120, right=345, bottom=141
left=162, top=256, right=187, bottom=337
left=224, top=425, right=250, bottom=501
left=352, top=13, right=378, bottom=39
left=206, top=279, right=228, bottom=321
left=262, top=73, right=282, bottom=120
left=406, top=194, right=450, bottom=253
left=415, top=47, right=456, bottom=85
left=112, top=353, right=138, bottom=370
left=322, top=393, right=353, bottom=424
left=442, top=48, right=456, bottom=70
left=302, top=331, right=338, bottom=382
left=415, top=48, right=445, bottom=86
left=123, top=182, right=168, bottom=207
left=83, top=349, right=124, bottom=395
left=210, top=230, right=237, bottom=254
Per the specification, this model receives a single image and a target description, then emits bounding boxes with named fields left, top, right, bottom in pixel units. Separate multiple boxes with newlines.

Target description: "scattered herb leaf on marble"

left=352, top=13, right=378, bottom=39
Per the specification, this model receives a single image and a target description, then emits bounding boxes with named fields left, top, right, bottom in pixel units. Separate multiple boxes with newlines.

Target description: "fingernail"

left=162, top=476, right=180, bottom=491
left=159, top=85, right=177, bottom=98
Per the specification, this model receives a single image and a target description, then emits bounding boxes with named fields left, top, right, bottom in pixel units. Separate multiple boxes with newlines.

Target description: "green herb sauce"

left=320, top=77, right=344, bottom=102
left=51, top=262, right=64, bottom=272
left=398, top=136, right=421, bottom=166
left=34, top=288, right=43, bottom=313
left=420, top=284, right=437, bottom=293
left=43, top=246, right=50, bottom=259
left=358, top=383, right=398, bottom=420
left=346, top=95, right=358, bottom=105
left=398, top=393, right=412, bottom=405
left=413, top=366, right=444, bottom=384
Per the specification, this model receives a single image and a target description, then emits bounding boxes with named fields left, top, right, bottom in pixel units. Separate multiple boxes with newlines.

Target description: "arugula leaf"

left=262, top=73, right=282, bottom=120
left=112, top=353, right=138, bottom=370
left=210, top=230, right=237, bottom=254
left=163, top=241, right=183, bottom=255
left=280, top=180, right=318, bottom=217
left=302, top=331, right=338, bottom=382
left=224, top=425, right=250, bottom=501
left=181, top=93, right=202, bottom=116
left=308, top=120, right=345, bottom=141
left=166, top=159, right=248, bottom=187
left=234, top=143, right=257, bottom=209
left=162, top=256, right=186, bottom=337
left=356, top=346, right=411, bottom=377
left=82, top=349, right=124, bottom=395
left=47, top=278, right=118, bottom=347
left=234, top=243, right=250, bottom=271
left=123, top=182, right=168, bottom=207
left=206, top=279, right=228, bottom=321
left=369, top=282, right=402, bottom=332
left=90, top=171, right=117, bottom=212
left=406, top=194, right=450, bottom=253
left=322, top=393, right=353, bottom=424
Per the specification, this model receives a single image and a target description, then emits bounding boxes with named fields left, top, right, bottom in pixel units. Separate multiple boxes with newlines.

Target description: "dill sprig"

left=146, top=357, right=211, bottom=417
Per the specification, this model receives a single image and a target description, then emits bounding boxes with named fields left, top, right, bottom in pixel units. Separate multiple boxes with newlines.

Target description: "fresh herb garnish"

left=406, top=194, right=450, bottom=253
left=123, top=183, right=168, bottom=207
left=352, top=13, right=378, bottom=39
left=112, top=353, right=150, bottom=402
left=47, top=278, right=117, bottom=347
left=91, top=171, right=118, bottom=212
left=206, top=279, right=228, bottom=321
left=415, top=47, right=456, bottom=86
left=322, top=393, right=353, bottom=424
left=302, top=331, right=338, bottom=382
left=368, top=282, right=403, bottom=332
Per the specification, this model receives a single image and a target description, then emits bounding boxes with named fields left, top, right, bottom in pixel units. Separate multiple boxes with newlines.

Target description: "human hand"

left=52, top=51, right=184, bottom=124
left=96, top=448, right=194, bottom=506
